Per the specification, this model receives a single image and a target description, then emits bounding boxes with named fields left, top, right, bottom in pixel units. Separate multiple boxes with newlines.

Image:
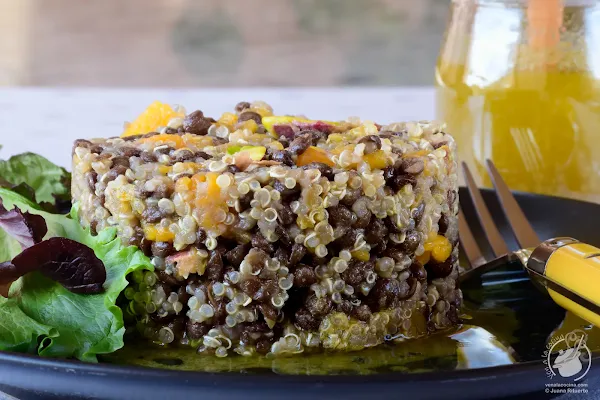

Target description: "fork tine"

left=458, top=209, right=486, bottom=268
left=485, top=160, right=541, bottom=249
left=462, top=162, right=510, bottom=257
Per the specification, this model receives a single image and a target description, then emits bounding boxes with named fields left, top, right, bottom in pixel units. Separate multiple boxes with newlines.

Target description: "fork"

left=459, top=160, right=600, bottom=327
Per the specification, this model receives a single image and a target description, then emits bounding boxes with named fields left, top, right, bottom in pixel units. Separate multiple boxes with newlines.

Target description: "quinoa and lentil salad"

left=71, top=100, right=461, bottom=358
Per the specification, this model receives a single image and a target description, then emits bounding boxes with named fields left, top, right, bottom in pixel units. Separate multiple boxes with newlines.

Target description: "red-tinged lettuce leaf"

left=0, top=200, right=48, bottom=249
left=0, top=188, right=81, bottom=252
left=0, top=262, right=14, bottom=297
left=33, top=238, right=106, bottom=294
left=8, top=182, right=37, bottom=205
left=0, top=238, right=106, bottom=295
left=0, top=261, right=20, bottom=285
left=0, top=188, right=153, bottom=362
left=0, top=228, right=21, bottom=276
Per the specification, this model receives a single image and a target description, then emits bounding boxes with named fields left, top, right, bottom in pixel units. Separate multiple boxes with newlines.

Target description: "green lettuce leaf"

left=0, top=227, right=22, bottom=263
left=0, top=188, right=153, bottom=362
left=0, top=153, right=71, bottom=205
left=0, top=187, right=80, bottom=241
left=0, top=297, right=56, bottom=353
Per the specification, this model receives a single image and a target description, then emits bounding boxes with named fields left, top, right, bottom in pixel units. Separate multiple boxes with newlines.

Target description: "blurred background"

left=0, top=0, right=448, bottom=87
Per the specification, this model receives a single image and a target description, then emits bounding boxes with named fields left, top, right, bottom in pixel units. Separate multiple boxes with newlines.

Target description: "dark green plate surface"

left=1, top=189, right=599, bottom=399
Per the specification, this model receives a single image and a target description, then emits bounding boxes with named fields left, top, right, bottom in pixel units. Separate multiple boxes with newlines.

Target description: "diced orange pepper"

left=156, top=229, right=175, bottom=242
left=363, top=150, right=389, bottom=170
left=330, top=144, right=355, bottom=156
left=185, top=136, right=214, bottom=148
left=119, top=202, right=132, bottom=214
left=143, top=225, right=175, bottom=242
left=296, top=146, right=335, bottom=167
left=175, top=176, right=192, bottom=192
left=427, top=234, right=452, bottom=263
left=192, top=172, right=227, bottom=231
left=351, top=249, right=370, bottom=262
left=416, top=251, right=431, bottom=265
left=188, top=173, right=204, bottom=193
left=238, top=119, right=258, bottom=133
left=139, top=134, right=185, bottom=149
left=122, top=101, right=183, bottom=137
left=143, top=226, right=156, bottom=241
left=205, top=172, right=220, bottom=198
left=217, top=112, right=238, bottom=130
left=192, top=173, right=207, bottom=184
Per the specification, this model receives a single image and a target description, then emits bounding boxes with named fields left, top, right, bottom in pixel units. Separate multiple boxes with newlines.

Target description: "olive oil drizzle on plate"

left=103, top=261, right=600, bottom=375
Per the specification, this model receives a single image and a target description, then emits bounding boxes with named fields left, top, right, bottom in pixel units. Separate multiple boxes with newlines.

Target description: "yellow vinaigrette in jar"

left=435, top=0, right=600, bottom=202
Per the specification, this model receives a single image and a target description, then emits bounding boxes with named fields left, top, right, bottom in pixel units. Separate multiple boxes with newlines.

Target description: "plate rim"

left=1, top=189, right=599, bottom=395
left=0, top=347, right=598, bottom=383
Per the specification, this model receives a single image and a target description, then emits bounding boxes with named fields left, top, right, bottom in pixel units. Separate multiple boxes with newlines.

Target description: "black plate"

left=1, top=189, right=600, bottom=400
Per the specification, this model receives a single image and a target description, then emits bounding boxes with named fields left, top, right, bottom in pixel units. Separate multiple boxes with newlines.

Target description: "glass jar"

left=436, top=0, right=600, bottom=202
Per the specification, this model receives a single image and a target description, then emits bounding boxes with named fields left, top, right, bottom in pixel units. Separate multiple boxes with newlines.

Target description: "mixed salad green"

left=0, top=149, right=153, bottom=362
left=0, top=151, right=72, bottom=213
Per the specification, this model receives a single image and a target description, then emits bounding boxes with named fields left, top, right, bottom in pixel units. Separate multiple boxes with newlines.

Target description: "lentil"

left=358, top=135, right=382, bottom=154
left=238, top=111, right=262, bottom=125
left=288, top=134, right=312, bottom=155
left=183, top=110, right=211, bottom=135
left=271, top=150, right=294, bottom=167
left=295, top=308, right=320, bottom=331
left=234, top=101, right=251, bottom=113
left=294, top=265, right=317, bottom=287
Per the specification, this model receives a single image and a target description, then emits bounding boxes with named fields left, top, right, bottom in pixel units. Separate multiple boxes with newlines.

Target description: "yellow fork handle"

left=527, top=238, right=600, bottom=327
